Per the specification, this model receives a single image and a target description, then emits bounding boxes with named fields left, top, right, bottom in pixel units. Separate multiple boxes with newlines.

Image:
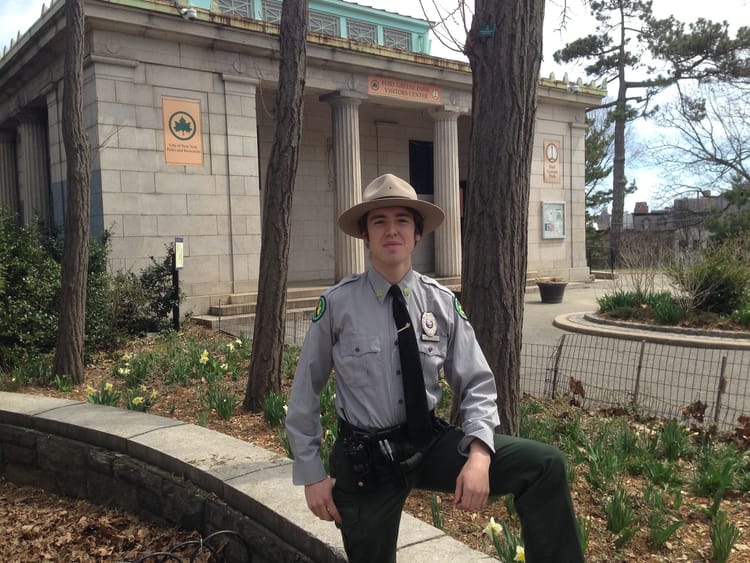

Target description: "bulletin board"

left=541, top=201, right=566, bottom=239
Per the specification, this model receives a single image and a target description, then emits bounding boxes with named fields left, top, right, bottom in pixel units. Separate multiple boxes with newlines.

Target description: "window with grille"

left=383, top=27, right=411, bottom=50
left=309, top=11, right=339, bottom=36
left=346, top=19, right=377, bottom=44
left=214, top=0, right=253, bottom=19
left=261, top=0, right=281, bottom=23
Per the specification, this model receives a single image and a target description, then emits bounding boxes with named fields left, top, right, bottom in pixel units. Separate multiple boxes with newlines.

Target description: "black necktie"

left=389, top=285, right=432, bottom=447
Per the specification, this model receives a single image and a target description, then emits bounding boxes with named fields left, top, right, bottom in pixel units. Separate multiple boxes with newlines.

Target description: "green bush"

left=597, top=291, right=640, bottom=313
left=670, top=242, right=750, bottom=316
left=647, top=292, right=685, bottom=325
left=0, top=212, right=61, bottom=370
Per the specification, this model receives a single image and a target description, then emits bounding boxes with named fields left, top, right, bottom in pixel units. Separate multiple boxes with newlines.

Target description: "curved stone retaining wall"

left=0, top=392, right=493, bottom=562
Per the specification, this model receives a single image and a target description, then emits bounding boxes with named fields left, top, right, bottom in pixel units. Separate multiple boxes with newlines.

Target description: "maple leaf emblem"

left=173, top=117, right=192, bottom=134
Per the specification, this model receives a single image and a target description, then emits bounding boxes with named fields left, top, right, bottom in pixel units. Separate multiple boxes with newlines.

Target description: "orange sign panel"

left=368, top=76, right=443, bottom=104
left=162, top=97, right=203, bottom=166
left=543, top=140, right=560, bottom=184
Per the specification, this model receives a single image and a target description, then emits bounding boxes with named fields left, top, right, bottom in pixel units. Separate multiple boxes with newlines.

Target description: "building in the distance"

left=0, top=0, right=604, bottom=313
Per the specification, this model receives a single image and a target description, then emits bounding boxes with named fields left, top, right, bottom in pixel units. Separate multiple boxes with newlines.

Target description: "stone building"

left=0, top=0, right=604, bottom=313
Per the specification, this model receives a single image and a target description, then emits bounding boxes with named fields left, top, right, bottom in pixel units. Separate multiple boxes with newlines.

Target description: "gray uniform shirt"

left=285, top=268, right=501, bottom=486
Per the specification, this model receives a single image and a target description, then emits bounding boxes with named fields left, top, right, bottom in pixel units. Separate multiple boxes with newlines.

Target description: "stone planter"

left=537, top=280, right=567, bottom=304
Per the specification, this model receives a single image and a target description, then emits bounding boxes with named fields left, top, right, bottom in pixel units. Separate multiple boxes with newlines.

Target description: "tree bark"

left=244, top=0, right=308, bottom=411
left=462, top=0, right=545, bottom=435
left=53, top=0, right=91, bottom=383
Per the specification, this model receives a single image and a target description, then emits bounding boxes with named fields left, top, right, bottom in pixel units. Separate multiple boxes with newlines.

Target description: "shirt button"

left=355, top=347, right=360, bottom=352
left=428, top=347, right=433, bottom=352
left=394, top=340, right=398, bottom=346
left=396, top=370, right=401, bottom=375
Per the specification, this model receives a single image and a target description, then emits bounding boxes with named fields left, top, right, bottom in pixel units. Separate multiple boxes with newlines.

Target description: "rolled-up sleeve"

left=285, top=298, right=334, bottom=485
left=443, top=304, right=501, bottom=455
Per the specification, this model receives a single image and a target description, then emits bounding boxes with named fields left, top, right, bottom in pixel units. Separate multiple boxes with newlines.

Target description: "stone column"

left=431, top=109, right=462, bottom=277
left=0, top=129, right=18, bottom=215
left=320, top=91, right=366, bottom=280
left=16, top=113, right=50, bottom=225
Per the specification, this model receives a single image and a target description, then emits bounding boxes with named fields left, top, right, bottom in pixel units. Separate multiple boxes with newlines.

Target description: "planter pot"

left=537, top=281, right=567, bottom=304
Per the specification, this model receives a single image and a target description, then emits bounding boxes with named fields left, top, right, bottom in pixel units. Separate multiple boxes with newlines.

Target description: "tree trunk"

left=53, top=0, right=91, bottom=383
left=609, top=10, right=629, bottom=268
left=462, top=0, right=545, bottom=436
left=244, top=0, right=308, bottom=411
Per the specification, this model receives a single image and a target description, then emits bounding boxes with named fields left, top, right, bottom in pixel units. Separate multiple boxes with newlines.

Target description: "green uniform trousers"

left=330, top=425, right=584, bottom=563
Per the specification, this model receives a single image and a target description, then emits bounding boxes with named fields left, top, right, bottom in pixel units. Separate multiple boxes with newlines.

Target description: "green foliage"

left=0, top=212, right=61, bottom=369
left=596, top=291, right=640, bottom=314
left=139, top=244, right=183, bottom=331
left=203, top=384, right=238, bottom=420
left=430, top=493, right=444, bottom=530
left=125, top=386, right=159, bottom=412
left=644, top=484, right=684, bottom=548
left=710, top=511, right=742, bottom=563
left=483, top=518, right=524, bottom=563
left=86, top=381, right=121, bottom=406
left=52, top=374, right=74, bottom=392
left=646, top=292, right=685, bottom=325
left=604, top=487, right=639, bottom=548
left=576, top=516, right=591, bottom=554
left=658, top=419, right=693, bottom=461
left=669, top=240, right=750, bottom=316
left=691, top=442, right=745, bottom=498
left=8, top=357, right=52, bottom=387
left=262, top=391, right=287, bottom=428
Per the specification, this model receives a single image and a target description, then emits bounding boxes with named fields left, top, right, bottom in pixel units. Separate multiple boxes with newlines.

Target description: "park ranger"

left=285, top=174, right=584, bottom=562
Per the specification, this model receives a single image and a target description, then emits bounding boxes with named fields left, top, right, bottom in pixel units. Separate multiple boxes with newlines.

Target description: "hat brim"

left=337, top=197, right=445, bottom=239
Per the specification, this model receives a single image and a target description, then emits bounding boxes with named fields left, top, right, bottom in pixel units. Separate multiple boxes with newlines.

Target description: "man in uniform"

left=285, top=174, right=584, bottom=562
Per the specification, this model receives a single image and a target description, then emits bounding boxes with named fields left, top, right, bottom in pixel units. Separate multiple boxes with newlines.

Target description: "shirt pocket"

left=336, top=335, right=382, bottom=388
left=417, top=338, right=447, bottom=382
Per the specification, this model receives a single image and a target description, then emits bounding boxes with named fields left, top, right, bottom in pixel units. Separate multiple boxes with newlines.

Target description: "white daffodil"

left=514, top=545, right=526, bottom=562
left=483, top=517, right=502, bottom=538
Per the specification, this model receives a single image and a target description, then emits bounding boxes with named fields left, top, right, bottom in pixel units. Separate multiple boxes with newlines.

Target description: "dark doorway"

left=408, top=140, right=433, bottom=195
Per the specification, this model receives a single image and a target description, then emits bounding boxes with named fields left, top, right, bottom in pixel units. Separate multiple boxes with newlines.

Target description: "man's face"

left=364, top=206, right=421, bottom=271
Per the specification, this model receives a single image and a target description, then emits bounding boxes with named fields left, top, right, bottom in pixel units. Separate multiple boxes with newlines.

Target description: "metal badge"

left=421, top=312, right=439, bottom=341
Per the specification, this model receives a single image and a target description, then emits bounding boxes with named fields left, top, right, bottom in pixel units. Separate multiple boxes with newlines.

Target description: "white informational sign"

left=541, top=201, right=566, bottom=239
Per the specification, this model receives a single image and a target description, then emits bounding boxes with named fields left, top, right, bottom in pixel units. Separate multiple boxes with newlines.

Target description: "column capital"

left=222, top=73, right=260, bottom=89
left=319, top=90, right=367, bottom=106
left=430, top=105, right=468, bottom=120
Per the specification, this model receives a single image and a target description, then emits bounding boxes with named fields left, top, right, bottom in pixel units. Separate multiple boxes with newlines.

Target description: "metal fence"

left=223, top=313, right=750, bottom=433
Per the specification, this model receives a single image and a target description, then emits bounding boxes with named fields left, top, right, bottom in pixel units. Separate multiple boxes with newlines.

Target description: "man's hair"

left=358, top=208, right=424, bottom=237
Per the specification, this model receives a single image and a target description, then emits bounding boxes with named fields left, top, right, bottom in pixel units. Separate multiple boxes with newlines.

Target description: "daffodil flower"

left=227, top=343, right=235, bottom=352
left=104, top=382, right=113, bottom=392
left=150, top=390, right=159, bottom=400
left=235, top=339, right=242, bottom=346
left=220, top=363, right=228, bottom=371
left=122, top=353, right=131, bottom=362
left=514, top=545, right=525, bottom=562
left=132, top=396, right=144, bottom=405
left=86, top=385, right=95, bottom=395
left=483, top=517, right=502, bottom=538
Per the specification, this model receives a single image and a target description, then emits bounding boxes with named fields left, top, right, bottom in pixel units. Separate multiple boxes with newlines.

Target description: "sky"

left=1, top=0, right=747, bottom=212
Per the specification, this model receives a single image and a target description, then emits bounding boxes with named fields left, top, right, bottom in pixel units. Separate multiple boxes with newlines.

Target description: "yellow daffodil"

left=140, top=384, right=148, bottom=392
left=235, top=339, right=242, bottom=346
left=227, top=343, right=235, bottom=352
left=150, top=390, right=159, bottom=400
left=104, top=382, right=113, bottom=392
left=483, top=517, right=502, bottom=538
left=220, top=363, right=228, bottom=371
left=199, top=350, right=209, bottom=365
left=86, top=385, right=95, bottom=395
left=514, top=545, right=525, bottom=562
left=132, top=396, right=144, bottom=405
left=122, top=353, right=131, bottom=362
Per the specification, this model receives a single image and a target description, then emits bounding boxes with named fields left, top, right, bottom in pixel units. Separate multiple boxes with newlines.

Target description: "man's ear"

left=415, top=231, right=422, bottom=242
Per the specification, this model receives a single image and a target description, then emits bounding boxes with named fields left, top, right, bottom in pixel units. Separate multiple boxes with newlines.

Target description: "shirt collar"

left=367, top=268, right=416, bottom=303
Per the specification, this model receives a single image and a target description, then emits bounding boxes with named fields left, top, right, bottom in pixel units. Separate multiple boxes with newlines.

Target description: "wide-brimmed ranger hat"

left=337, top=173, right=445, bottom=239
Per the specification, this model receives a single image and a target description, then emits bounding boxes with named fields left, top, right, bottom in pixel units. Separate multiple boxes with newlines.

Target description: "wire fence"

left=223, top=312, right=750, bottom=433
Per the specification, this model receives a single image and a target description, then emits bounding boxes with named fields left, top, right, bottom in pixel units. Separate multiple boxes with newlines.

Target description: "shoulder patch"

left=454, top=297, right=468, bottom=320
left=312, top=296, right=327, bottom=322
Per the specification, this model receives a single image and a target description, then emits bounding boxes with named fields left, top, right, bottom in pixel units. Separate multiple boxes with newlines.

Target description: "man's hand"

left=304, top=477, right=341, bottom=523
left=454, top=439, right=491, bottom=512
